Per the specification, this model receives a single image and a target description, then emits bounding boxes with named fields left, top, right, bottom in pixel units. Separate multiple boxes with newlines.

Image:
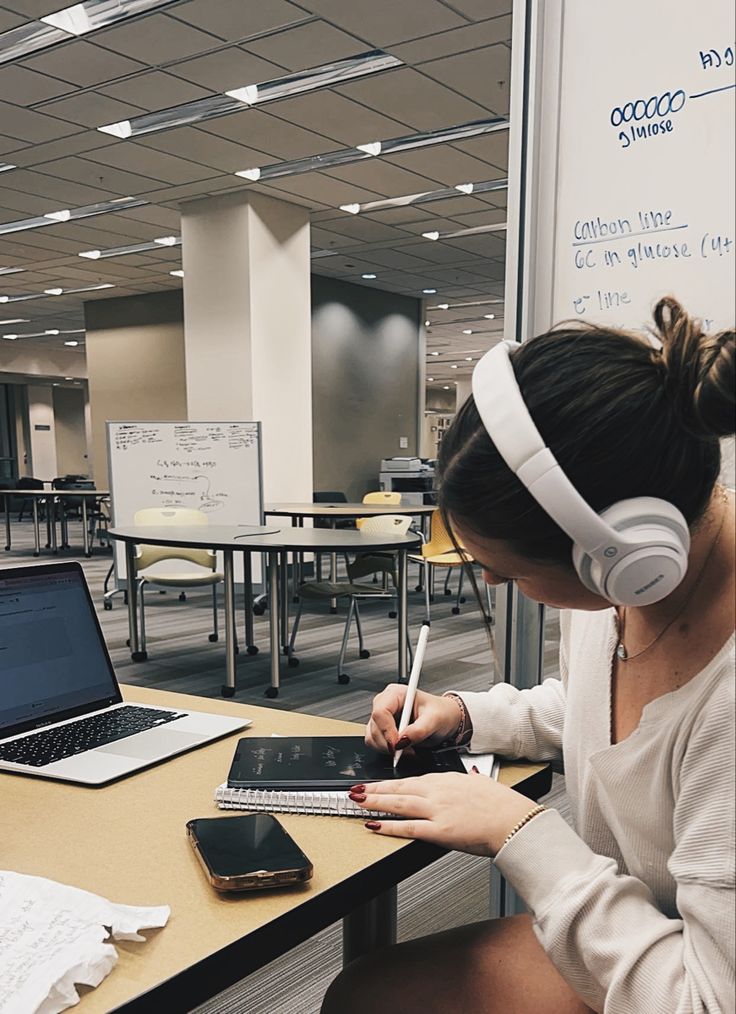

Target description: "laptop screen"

left=0, top=564, right=120, bottom=736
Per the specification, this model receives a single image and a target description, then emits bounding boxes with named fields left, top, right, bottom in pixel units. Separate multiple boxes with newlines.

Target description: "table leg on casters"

left=398, top=549, right=409, bottom=681
left=280, top=549, right=289, bottom=654
left=265, top=553, right=281, bottom=698
left=243, top=552, right=258, bottom=655
left=82, top=498, right=90, bottom=557
left=329, top=518, right=338, bottom=613
left=221, top=549, right=237, bottom=697
left=32, top=499, right=40, bottom=557
left=125, top=540, right=146, bottom=661
left=343, top=887, right=397, bottom=965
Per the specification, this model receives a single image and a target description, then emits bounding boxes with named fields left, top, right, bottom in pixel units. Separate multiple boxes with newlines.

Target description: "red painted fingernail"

left=365, top=821, right=382, bottom=831
left=395, top=736, right=410, bottom=750
left=349, top=793, right=367, bottom=803
left=471, top=765, right=480, bottom=774
left=350, top=784, right=366, bottom=793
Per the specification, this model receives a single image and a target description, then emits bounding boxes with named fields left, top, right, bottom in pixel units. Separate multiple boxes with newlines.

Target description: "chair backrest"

left=362, top=491, right=402, bottom=505
left=348, top=515, right=412, bottom=582
left=313, top=491, right=348, bottom=503
left=424, top=508, right=459, bottom=556
left=133, top=507, right=215, bottom=572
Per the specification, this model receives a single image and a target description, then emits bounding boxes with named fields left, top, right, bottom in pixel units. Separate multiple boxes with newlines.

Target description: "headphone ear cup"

left=572, top=497, right=691, bottom=605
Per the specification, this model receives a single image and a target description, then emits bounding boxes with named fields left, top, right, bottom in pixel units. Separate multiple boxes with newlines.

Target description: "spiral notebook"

left=213, top=736, right=492, bottom=818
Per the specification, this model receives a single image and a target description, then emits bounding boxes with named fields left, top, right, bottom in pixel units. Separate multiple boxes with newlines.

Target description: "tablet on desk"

left=227, top=735, right=466, bottom=791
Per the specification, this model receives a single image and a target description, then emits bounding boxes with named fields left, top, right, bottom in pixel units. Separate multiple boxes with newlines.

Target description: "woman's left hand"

left=350, top=771, right=540, bottom=856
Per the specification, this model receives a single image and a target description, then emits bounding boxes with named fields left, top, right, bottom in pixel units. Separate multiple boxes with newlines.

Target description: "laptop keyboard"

left=0, top=705, right=188, bottom=767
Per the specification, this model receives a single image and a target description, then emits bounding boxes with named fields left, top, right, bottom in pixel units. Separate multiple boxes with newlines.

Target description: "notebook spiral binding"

left=214, top=784, right=387, bottom=818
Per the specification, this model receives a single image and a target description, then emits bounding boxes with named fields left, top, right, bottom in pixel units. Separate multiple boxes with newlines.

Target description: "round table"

left=108, top=524, right=421, bottom=698
left=1, top=488, right=110, bottom=557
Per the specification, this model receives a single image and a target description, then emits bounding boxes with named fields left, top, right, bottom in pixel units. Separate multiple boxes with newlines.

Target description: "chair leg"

left=443, top=568, right=452, bottom=595
left=452, top=568, right=465, bottom=615
left=353, top=599, right=370, bottom=659
left=288, top=600, right=304, bottom=657
left=425, top=563, right=431, bottom=623
left=337, top=598, right=355, bottom=684
left=209, top=584, right=219, bottom=642
left=138, top=579, right=147, bottom=653
left=316, top=552, right=322, bottom=581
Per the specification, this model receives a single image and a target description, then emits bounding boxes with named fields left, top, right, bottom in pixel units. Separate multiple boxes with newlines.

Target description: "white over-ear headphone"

left=471, top=341, right=691, bottom=606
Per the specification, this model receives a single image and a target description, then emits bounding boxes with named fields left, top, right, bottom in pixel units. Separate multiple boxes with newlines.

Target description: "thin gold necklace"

left=615, top=499, right=727, bottom=662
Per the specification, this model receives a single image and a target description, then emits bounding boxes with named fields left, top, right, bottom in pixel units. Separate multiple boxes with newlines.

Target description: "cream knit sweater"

left=456, top=608, right=735, bottom=1013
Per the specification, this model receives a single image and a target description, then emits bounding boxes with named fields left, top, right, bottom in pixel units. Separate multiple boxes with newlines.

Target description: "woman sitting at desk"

left=322, top=297, right=735, bottom=1014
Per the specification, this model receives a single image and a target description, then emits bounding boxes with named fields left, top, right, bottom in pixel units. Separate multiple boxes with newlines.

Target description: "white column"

left=27, top=385, right=57, bottom=480
left=181, top=191, right=313, bottom=504
left=455, top=378, right=472, bottom=411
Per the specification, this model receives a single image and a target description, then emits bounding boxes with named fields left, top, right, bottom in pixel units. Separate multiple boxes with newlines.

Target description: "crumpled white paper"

left=0, top=870, right=169, bottom=1014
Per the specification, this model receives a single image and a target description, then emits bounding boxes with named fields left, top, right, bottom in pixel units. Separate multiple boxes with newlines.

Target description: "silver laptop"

left=0, top=561, right=250, bottom=785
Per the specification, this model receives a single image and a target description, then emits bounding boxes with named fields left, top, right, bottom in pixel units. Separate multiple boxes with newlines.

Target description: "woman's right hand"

left=365, top=684, right=464, bottom=754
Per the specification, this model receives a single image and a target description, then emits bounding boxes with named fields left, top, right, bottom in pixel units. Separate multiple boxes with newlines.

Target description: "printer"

left=379, top=457, right=436, bottom=504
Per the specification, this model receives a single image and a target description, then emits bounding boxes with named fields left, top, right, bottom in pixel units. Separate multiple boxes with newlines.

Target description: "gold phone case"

left=186, top=819, right=313, bottom=892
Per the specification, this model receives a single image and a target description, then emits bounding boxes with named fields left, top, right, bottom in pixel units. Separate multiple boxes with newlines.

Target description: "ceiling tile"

left=265, top=92, right=409, bottom=147
left=0, top=100, right=80, bottom=143
left=0, top=64, right=72, bottom=105
left=99, top=70, right=212, bottom=111
left=337, top=67, right=491, bottom=131
left=2, top=2, right=71, bottom=16
left=296, top=0, right=469, bottom=46
left=420, top=46, right=510, bottom=116
left=23, top=40, right=147, bottom=87
left=452, top=131, right=509, bottom=169
left=0, top=7, right=25, bottom=29
left=386, top=145, right=505, bottom=186
left=254, top=172, right=373, bottom=208
left=84, top=141, right=219, bottom=185
left=171, top=0, right=309, bottom=44
left=322, top=158, right=443, bottom=197
left=245, top=19, right=366, bottom=71
left=168, top=46, right=282, bottom=91
left=118, top=205, right=181, bottom=229
left=446, top=0, right=511, bottom=20
left=1, top=170, right=110, bottom=206
left=35, top=154, right=167, bottom=197
left=4, top=129, right=119, bottom=166
left=387, top=16, right=511, bottom=65
left=136, top=125, right=265, bottom=174
left=39, top=92, right=147, bottom=128
left=200, top=107, right=332, bottom=159
left=94, top=13, right=221, bottom=66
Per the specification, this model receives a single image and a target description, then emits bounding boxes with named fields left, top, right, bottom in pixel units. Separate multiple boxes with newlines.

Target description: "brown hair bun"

left=654, top=295, right=735, bottom=437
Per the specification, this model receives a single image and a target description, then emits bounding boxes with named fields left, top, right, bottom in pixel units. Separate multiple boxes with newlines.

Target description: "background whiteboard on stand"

left=107, top=421, right=263, bottom=588
left=516, top=0, right=735, bottom=478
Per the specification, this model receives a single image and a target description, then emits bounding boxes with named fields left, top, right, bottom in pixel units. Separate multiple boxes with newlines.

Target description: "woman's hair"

left=438, top=296, right=735, bottom=563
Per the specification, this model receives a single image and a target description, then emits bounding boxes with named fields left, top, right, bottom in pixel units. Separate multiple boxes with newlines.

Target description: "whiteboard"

left=547, top=0, right=735, bottom=333
left=107, top=421, right=263, bottom=588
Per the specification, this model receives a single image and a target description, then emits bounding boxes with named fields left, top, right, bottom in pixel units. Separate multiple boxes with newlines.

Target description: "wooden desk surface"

left=265, top=502, right=436, bottom=518
left=3, top=686, right=549, bottom=1013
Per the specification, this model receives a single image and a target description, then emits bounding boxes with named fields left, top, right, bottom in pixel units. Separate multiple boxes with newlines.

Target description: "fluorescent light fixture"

left=1, top=283, right=115, bottom=304
left=45, top=329, right=60, bottom=335
left=3, top=334, right=17, bottom=340
left=424, top=320, right=431, bottom=326
left=169, top=269, right=184, bottom=277
left=64, top=340, right=79, bottom=346
left=236, top=118, right=508, bottom=183
left=0, top=197, right=146, bottom=237
left=0, top=164, right=15, bottom=173
left=462, top=329, right=473, bottom=334
left=430, top=351, right=440, bottom=356
left=484, top=313, right=496, bottom=319
left=436, top=304, right=449, bottom=310
left=99, top=50, right=402, bottom=138
left=338, top=178, right=508, bottom=216
left=79, top=236, right=181, bottom=259
left=427, top=377, right=434, bottom=381
left=361, top=273, right=377, bottom=279
left=443, top=385, right=450, bottom=390
left=422, top=288, right=437, bottom=294
left=42, top=0, right=177, bottom=35
left=0, top=267, right=24, bottom=276
left=44, top=209, right=71, bottom=222
left=356, top=142, right=381, bottom=156
left=0, top=318, right=28, bottom=325
left=465, top=356, right=474, bottom=361
left=0, top=21, right=68, bottom=65
left=427, top=298, right=504, bottom=311
left=450, top=364, right=458, bottom=369
left=422, top=222, right=508, bottom=242
left=64, top=377, right=74, bottom=381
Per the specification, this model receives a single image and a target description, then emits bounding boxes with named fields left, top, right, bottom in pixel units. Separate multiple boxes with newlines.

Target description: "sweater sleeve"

left=450, top=610, right=571, bottom=759
left=494, top=686, right=736, bottom=1013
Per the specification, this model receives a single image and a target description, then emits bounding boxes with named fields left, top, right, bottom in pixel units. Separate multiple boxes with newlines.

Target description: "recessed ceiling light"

left=44, top=209, right=71, bottom=222
left=169, top=269, right=184, bottom=278
left=422, top=288, right=437, bottom=294
left=99, top=51, right=402, bottom=138
left=443, top=385, right=451, bottom=390
left=154, top=236, right=177, bottom=246
left=338, top=178, right=507, bottom=216
left=0, top=197, right=146, bottom=238
left=422, top=222, right=507, bottom=242
left=424, top=320, right=431, bottom=326
left=64, top=340, right=79, bottom=346
left=361, top=273, right=377, bottom=279
left=64, top=377, right=73, bottom=381
left=462, top=329, right=473, bottom=334
left=236, top=117, right=507, bottom=182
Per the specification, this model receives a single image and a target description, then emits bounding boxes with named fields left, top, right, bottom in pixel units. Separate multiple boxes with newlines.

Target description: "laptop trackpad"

left=96, top=728, right=204, bottom=759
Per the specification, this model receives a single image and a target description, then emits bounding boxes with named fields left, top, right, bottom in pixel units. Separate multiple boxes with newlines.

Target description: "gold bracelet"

left=501, top=804, right=547, bottom=850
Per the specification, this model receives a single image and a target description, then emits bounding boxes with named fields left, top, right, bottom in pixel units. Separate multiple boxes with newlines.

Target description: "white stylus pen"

left=393, top=623, right=430, bottom=770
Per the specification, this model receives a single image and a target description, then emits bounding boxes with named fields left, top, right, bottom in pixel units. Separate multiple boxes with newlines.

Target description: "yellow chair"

left=288, top=514, right=413, bottom=684
left=133, top=507, right=223, bottom=655
left=410, top=509, right=473, bottom=621
left=355, top=490, right=402, bottom=529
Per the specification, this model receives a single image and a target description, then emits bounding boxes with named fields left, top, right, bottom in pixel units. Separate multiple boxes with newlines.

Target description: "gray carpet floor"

left=2, top=516, right=567, bottom=1014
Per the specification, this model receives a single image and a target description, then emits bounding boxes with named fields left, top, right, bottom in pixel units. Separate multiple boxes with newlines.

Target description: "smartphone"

left=186, top=814, right=313, bottom=892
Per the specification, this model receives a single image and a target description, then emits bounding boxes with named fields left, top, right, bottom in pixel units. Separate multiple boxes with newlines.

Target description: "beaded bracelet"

left=442, top=692, right=473, bottom=747
left=500, top=804, right=547, bottom=850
